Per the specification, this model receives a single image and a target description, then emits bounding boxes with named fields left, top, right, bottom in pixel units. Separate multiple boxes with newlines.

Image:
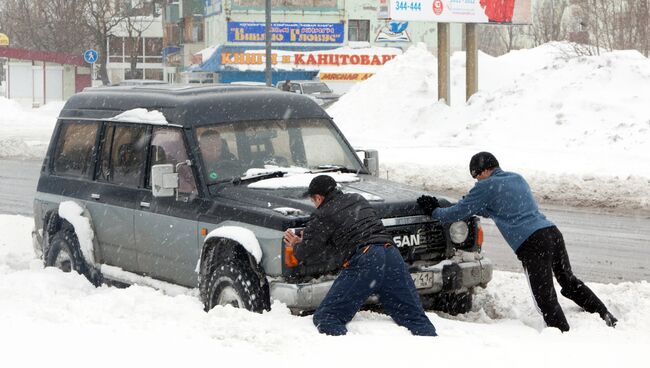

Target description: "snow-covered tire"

left=204, top=258, right=270, bottom=313
left=423, top=291, right=473, bottom=315
left=45, top=229, right=100, bottom=286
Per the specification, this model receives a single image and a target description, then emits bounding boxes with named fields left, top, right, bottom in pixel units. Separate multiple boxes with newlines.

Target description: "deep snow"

left=1, top=41, right=649, bottom=366
left=330, top=42, right=650, bottom=212
left=1, top=214, right=648, bottom=367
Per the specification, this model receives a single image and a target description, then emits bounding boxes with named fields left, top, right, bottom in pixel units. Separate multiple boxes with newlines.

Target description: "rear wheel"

left=45, top=230, right=101, bottom=286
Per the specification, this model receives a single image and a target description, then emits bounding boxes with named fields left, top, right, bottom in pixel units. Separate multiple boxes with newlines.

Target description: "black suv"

left=32, top=85, right=492, bottom=314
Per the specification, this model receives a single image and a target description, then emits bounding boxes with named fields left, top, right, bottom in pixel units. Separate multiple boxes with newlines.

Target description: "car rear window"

left=52, top=122, right=99, bottom=178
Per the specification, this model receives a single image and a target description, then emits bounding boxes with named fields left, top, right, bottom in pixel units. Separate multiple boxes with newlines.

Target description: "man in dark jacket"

left=417, top=152, right=617, bottom=332
left=283, top=175, right=437, bottom=336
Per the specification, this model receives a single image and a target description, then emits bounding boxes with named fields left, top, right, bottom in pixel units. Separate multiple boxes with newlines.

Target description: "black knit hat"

left=469, top=152, right=500, bottom=178
left=305, top=175, right=337, bottom=197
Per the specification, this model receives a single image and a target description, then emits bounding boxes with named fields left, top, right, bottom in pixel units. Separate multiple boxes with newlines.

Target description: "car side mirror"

left=151, top=164, right=178, bottom=197
left=356, top=149, right=379, bottom=177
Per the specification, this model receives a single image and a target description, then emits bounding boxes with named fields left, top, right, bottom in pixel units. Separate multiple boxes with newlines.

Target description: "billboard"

left=388, top=0, right=532, bottom=24
left=227, top=22, right=345, bottom=44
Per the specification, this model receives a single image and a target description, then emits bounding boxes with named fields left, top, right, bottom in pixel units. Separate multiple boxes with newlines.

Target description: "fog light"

left=450, top=221, right=469, bottom=243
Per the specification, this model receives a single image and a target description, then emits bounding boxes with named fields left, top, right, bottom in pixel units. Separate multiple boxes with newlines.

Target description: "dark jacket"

left=294, top=190, right=393, bottom=268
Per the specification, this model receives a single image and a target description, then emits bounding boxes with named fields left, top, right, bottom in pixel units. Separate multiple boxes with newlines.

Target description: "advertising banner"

left=388, top=0, right=532, bottom=24
left=227, top=22, right=345, bottom=44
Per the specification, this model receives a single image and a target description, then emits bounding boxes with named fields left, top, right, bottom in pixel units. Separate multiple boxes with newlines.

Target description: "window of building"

left=97, top=124, right=149, bottom=188
left=144, top=69, right=163, bottom=80
left=52, top=122, right=99, bottom=178
left=348, top=20, right=370, bottom=42
left=109, top=36, right=124, bottom=63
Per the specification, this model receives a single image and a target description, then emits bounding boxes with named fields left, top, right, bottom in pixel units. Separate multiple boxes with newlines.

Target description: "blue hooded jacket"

left=431, top=168, right=554, bottom=252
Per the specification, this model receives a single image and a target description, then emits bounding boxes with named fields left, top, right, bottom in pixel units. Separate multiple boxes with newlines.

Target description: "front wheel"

left=204, top=259, right=270, bottom=313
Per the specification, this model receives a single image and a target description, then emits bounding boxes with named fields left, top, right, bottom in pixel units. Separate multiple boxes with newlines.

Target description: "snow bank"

left=0, top=97, right=62, bottom=159
left=205, top=226, right=263, bottom=263
left=0, top=214, right=649, bottom=367
left=58, top=201, right=95, bottom=266
left=329, top=42, right=650, bottom=211
left=111, top=108, right=168, bottom=125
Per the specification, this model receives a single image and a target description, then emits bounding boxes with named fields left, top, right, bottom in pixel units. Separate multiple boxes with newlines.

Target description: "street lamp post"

left=265, top=0, right=272, bottom=86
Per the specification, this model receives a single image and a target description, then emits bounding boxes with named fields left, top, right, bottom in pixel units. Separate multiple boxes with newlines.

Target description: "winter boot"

left=601, top=311, right=618, bottom=328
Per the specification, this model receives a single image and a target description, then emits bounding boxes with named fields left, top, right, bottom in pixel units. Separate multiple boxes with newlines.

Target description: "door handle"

left=140, top=201, right=150, bottom=208
left=91, top=193, right=100, bottom=200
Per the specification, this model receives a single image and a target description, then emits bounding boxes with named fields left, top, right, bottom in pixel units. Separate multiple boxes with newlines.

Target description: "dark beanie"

left=306, top=175, right=337, bottom=196
left=469, top=152, right=499, bottom=178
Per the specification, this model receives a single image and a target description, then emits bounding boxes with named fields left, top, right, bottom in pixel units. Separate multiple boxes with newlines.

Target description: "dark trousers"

left=516, top=226, right=608, bottom=332
left=313, top=245, right=437, bottom=336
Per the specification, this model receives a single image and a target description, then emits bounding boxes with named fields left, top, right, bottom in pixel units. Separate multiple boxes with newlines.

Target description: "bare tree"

left=0, top=0, right=91, bottom=54
left=83, top=0, right=126, bottom=85
left=529, top=0, right=570, bottom=46
left=123, top=1, right=156, bottom=79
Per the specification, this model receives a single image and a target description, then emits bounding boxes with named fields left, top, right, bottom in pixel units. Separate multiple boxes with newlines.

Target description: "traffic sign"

left=84, top=49, right=98, bottom=64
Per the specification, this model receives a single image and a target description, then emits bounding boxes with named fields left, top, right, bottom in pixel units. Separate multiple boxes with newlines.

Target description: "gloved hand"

left=417, top=195, right=439, bottom=215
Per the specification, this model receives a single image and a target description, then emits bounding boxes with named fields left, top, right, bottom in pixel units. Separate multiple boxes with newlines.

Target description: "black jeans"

left=515, top=226, right=608, bottom=332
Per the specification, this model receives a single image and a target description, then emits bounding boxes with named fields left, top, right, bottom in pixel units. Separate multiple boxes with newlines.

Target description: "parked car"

left=117, top=79, right=169, bottom=86
left=276, top=80, right=341, bottom=108
left=32, top=84, right=492, bottom=315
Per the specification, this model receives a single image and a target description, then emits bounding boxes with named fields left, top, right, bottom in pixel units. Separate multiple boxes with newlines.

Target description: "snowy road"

left=1, top=158, right=648, bottom=283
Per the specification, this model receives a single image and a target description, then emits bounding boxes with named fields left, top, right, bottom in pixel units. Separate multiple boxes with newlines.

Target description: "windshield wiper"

left=231, top=171, right=286, bottom=185
left=312, top=165, right=361, bottom=174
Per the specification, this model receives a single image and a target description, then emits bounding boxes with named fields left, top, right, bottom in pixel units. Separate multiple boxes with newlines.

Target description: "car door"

left=134, top=126, right=201, bottom=287
left=85, top=122, right=150, bottom=272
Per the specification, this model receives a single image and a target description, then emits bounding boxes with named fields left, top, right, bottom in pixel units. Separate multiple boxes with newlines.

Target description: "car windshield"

left=196, top=118, right=364, bottom=185
left=301, top=83, right=332, bottom=94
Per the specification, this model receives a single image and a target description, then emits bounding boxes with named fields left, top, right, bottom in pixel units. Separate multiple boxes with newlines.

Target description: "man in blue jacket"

left=417, top=152, right=617, bottom=332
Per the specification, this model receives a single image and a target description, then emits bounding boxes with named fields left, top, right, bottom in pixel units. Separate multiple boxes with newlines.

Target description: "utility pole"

left=437, top=23, right=450, bottom=105
left=265, top=0, right=272, bottom=86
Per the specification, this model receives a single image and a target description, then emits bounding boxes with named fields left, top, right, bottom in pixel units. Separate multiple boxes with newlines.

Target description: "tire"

left=204, top=257, right=270, bottom=313
left=44, top=230, right=101, bottom=286
left=423, top=291, right=473, bottom=315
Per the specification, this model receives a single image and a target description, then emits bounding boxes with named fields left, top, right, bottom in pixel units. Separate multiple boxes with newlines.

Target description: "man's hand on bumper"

left=283, top=229, right=303, bottom=247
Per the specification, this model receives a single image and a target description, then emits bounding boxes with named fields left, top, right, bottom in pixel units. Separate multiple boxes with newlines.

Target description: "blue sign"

left=84, top=49, right=98, bottom=64
left=227, top=22, right=344, bottom=44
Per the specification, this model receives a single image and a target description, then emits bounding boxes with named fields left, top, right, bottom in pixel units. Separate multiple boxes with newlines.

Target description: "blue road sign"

left=84, top=49, right=98, bottom=64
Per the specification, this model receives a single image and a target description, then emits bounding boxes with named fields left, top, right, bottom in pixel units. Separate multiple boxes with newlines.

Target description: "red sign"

left=221, top=52, right=397, bottom=66
left=432, top=0, right=443, bottom=15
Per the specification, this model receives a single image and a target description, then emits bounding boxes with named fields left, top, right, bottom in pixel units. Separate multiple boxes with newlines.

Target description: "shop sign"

left=388, top=0, right=532, bottom=24
left=221, top=52, right=397, bottom=66
left=227, top=22, right=344, bottom=44
left=0, top=33, right=10, bottom=46
left=319, top=73, right=374, bottom=81
left=376, top=21, right=411, bottom=42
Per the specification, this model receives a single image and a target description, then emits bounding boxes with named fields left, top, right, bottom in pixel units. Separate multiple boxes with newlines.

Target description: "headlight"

left=449, top=221, right=469, bottom=243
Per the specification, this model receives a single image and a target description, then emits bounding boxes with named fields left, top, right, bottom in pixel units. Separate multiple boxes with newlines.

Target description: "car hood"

left=212, top=174, right=452, bottom=220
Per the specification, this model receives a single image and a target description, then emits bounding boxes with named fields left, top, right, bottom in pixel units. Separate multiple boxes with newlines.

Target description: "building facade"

left=182, top=0, right=463, bottom=91
left=105, top=15, right=165, bottom=84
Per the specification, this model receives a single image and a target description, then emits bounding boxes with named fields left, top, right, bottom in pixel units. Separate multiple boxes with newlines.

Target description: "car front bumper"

left=269, top=254, right=493, bottom=311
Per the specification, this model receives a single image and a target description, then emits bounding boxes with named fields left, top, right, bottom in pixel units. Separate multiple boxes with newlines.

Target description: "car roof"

left=59, top=84, right=330, bottom=127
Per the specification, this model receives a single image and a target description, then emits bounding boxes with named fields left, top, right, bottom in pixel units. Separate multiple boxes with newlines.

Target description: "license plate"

left=411, top=271, right=434, bottom=289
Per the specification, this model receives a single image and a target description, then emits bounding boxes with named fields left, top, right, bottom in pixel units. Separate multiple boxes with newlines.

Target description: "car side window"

left=148, top=127, right=198, bottom=196
left=290, top=84, right=301, bottom=93
left=97, top=123, right=149, bottom=187
left=51, top=122, right=99, bottom=178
